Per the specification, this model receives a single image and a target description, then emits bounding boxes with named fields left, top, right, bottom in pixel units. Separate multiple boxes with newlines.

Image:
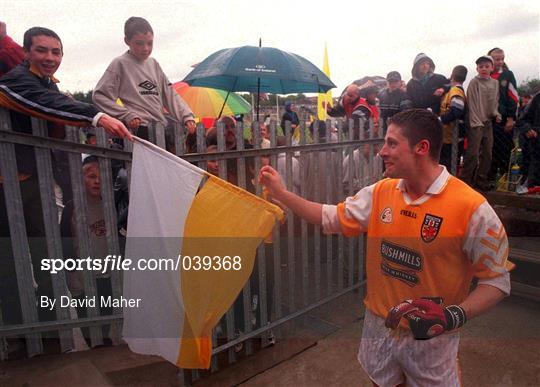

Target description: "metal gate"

left=0, top=108, right=383, bottom=379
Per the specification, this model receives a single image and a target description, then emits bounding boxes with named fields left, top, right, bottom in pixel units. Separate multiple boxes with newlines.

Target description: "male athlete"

left=259, top=109, right=512, bottom=386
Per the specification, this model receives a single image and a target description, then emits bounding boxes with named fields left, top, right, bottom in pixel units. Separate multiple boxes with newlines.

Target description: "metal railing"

left=0, top=109, right=384, bottom=378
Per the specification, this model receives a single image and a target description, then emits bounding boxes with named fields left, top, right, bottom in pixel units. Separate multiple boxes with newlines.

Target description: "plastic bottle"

left=510, top=164, right=520, bottom=184
left=515, top=148, right=523, bottom=166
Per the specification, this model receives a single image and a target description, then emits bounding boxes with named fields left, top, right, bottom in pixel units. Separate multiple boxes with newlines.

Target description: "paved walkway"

left=1, top=295, right=539, bottom=386
left=236, top=296, right=540, bottom=387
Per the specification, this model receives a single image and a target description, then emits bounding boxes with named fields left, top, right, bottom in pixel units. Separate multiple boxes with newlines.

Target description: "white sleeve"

left=478, top=272, right=511, bottom=296
left=321, top=205, right=341, bottom=234
left=321, top=183, right=375, bottom=235
left=462, top=201, right=512, bottom=291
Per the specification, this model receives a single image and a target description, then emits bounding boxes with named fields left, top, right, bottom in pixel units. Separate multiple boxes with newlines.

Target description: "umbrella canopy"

left=182, top=46, right=336, bottom=94
left=336, top=76, right=387, bottom=101
left=172, top=81, right=251, bottom=118
left=352, top=76, right=387, bottom=89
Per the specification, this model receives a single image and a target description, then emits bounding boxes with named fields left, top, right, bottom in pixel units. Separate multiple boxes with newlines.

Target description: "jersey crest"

left=421, top=214, right=443, bottom=243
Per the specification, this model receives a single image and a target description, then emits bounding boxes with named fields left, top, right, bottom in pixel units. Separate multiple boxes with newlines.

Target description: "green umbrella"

left=183, top=44, right=336, bottom=119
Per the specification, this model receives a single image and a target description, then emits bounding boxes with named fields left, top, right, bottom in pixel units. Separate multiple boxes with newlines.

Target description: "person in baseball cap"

left=475, top=55, right=494, bottom=65
left=386, top=71, right=401, bottom=82
left=379, top=71, right=413, bottom=134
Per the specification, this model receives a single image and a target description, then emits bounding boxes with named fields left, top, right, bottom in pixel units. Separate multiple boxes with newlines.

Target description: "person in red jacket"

left=327, top=83, right=378, bottom=140
left=0, top=21, right=24, bottom=77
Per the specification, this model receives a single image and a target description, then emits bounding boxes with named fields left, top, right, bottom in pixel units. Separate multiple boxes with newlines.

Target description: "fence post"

left=65, top=126, right=103, bottom=347
left=31, top=117, right=73, bottom=353
left=96, top=127, right=123, bottom=343
left=0, top=108, right=43, bottom=357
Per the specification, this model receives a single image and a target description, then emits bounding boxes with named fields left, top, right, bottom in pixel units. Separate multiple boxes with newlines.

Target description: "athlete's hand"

left=385, top=298, right=467, bottom=340
left=259, top=165, right=286, bottom=200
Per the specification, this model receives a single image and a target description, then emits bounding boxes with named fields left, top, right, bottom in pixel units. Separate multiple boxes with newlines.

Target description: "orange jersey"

left=323, top=168, right=513, bottom=319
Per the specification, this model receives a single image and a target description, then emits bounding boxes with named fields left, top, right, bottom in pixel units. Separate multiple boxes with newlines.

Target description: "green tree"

left=71, top=90, right=93, bottom=104
left=518, top=78, right=540, bottom=96
left=238, top=93, right=311, bottom=107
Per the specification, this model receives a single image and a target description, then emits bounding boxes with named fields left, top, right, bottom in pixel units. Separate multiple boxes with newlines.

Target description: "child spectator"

left=439, top=65, right=467, bottom=172
left=461, top=56, right=502, bottom=190
left=93, top=17, right=195, bottom=141
left=205, top=145, right=221, bottom=176
left=487, top=47, right=519, bottom=181
left=60, top=156, right=113, bottom=347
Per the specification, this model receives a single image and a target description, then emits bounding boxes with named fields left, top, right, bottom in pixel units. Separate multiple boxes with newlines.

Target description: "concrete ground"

left=238, top=296, right=540, bottom=387
left=1, top=294, right=539, bottom=386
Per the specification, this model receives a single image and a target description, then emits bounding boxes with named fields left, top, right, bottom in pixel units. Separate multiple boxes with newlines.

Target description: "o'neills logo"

left=421, top=214, right=443, bottom=243
left=380, top=240, right=422, bottom=271
left=381, top=263, right=419, bottom=286
left=380, top=207, right=393, bottom=223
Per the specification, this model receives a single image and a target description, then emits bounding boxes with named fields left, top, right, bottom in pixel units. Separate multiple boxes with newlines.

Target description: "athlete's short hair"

left=388, top=109, right=443, bottom=161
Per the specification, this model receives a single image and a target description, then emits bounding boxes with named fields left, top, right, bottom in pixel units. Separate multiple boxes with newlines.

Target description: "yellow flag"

left=317, top=44, right=333, bottom=120
left=123, top=140, right=283, bottom=369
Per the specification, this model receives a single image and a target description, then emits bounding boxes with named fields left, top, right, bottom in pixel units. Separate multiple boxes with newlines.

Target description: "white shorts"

left=358, top=309, right=461, bottom=387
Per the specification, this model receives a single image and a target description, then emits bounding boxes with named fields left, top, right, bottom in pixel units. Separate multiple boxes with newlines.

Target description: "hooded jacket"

left=406, top=53, right=448, bottom=114
left=281, top=102, right=299, bottom=129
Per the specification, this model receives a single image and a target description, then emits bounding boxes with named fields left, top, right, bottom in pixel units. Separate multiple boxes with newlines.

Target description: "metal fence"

left=0, top=108, right=384, bottom=379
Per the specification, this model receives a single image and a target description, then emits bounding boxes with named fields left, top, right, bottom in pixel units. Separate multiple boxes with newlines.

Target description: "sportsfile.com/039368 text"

left=40, top=255, right=243, bottom=274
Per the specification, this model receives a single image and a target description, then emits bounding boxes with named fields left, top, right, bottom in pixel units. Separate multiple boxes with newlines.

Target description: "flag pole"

left=256, top=38, right=262, bottom=121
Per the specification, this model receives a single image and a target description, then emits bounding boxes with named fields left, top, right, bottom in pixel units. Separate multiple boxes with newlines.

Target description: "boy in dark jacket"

left=406, top=53, right=448, bottom=114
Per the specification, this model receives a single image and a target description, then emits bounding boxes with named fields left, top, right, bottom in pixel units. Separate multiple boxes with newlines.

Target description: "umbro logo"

left=139, top=80, right=157, bottom=91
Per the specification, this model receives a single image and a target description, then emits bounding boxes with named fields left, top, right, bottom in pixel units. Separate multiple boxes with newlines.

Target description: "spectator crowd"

left=0, top=16, right=539, bottom=358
